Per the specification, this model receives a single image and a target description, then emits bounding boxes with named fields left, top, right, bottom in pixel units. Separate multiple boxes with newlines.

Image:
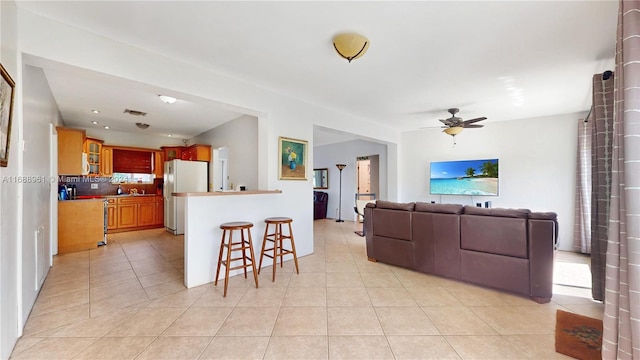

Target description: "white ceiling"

left=17, top=1, right=617, bottom=140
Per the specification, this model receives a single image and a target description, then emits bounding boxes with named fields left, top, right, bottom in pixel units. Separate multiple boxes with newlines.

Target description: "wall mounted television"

left=430, top=158, right=499, bottom=196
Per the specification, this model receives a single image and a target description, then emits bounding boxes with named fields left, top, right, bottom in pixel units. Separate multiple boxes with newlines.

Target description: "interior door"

left=357, top=159, right=371, bottom=194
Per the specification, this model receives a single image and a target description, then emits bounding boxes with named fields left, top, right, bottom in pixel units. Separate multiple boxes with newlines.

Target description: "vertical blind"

left=112, top=149, right=152, bottom=174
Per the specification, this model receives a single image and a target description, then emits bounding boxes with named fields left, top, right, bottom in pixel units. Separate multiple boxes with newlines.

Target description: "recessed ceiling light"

left=167, top=134, right=172, bottom=137
left=158, top=95, right=177, bottom=104
left=91, top=110, right=100, bottom=114
left=104, top=126, right=110, bottom=130
left=91, top=121, right=99, bottom=125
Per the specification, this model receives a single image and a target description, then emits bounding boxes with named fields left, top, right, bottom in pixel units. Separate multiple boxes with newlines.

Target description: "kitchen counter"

left=173, top=190, right=282, bottom=197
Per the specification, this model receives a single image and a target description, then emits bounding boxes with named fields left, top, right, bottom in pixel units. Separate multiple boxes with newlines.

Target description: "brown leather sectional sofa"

left=364, top=201, right=558, bottom=303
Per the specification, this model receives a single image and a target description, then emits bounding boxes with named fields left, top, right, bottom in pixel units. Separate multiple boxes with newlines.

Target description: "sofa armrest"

left=528, top=215, right=557, bottom=302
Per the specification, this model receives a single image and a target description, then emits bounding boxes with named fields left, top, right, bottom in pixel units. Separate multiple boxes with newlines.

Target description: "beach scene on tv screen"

left=430, top=159, right=499, bottom=196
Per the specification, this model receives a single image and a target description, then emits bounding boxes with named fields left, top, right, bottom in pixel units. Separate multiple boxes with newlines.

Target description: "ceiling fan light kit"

left=333, top=33, right=369, bottom=63
left=443, top=126, right=463, bottom=136
left=437, top=108, right=487, bottom=146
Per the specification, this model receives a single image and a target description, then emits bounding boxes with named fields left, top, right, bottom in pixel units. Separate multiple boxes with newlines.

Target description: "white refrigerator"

left=164, top=159, right=208, bottom=235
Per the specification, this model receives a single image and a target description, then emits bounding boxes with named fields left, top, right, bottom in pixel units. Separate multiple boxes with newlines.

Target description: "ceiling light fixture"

left=91, top=121, right=99, bottom=125
left=443, top=126, right=463, bottom=147
left=104, top=126, right=110, bottom=130
left=135, top=122, right=150, bottom=129
left=167, top=134, right=172, bottom=137
left=332, top=33, right=369, bottom=63
left=91, top=110, right=100, bottom=114
left=158, top=95, right=177, bottom=104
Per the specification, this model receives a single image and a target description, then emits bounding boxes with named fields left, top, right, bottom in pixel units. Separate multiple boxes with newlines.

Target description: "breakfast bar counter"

left=174, top=190, right=294, bottom=288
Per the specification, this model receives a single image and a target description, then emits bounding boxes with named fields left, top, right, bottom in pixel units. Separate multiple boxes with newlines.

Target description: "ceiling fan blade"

left=464, top=124, right=484, bottom=128
left=463, top=117, right=487, bottom=125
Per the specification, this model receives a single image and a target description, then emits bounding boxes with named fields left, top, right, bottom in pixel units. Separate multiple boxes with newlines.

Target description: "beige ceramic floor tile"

left=445, top=285, right=512, bottom=307
left=50, top=308, right=139, bottom=337
left=255, top=268, right=293, bottom=287
left=562, top=303, right=605, bottom=320
left=360, top=272, right=403, bottom=288
left=9, top=337, right=45, bottom=358
left=162, top=307, right=232, bottom=336
left=422, top=307, right=497, bottom=335
left=192, top=286, right=247, bottom=307
left=145, top=286, right=208, bottom=308
left=471, top=305, right=558, bottom=335
left=31, top=289, right=89, bottom=317
left=263, top=336, right=328, bottom=360
left=22, top=304, right=90, bottom=336
left=444, top=335, right=530, bottom=359
left=394, top=272, right=443, bottom=287
left=90, top=278, right=143, bottom=302
left=387, top=335, right=461, bottom=360
left=326, top=272, right=364, bottom=287
left=375, top=306, right=440, bottom=335
left=134, top=336, right=212, bottom=360
left=137, top=269, right=182, bottom=288
left=11, top=337, right=97, bottom=360
left=236, top=287, right=286, bottom=307
left=326, top=287, right=372, bottom=307
left=287, top=272, right=326, bottom=287
left=367, top=287, right=418, bottom=306
left=199, top=336, right=269, bottom=360
left=325, top=260, right=359, bottom=273
left=89, top=289, right=150, bottom=317
left=327, top=306, right=383, bottom=335
left=89, top=268, right=136, bottom=286
left=272, top=307, right=328, bottom=336
left=328, top=335, right=394, bottom=360
left=143, top=279, right=188, bottom=300
left=503, top=334, right=575, bottom=359
left=105, top=307, right=185, bottom=336
left=216, top=307, right=279, bottom=336
left=72, top=336, right=155, bottom=360
left=283, top=287, right=327, bottom=307
left=406, top=287, right=464, bottom=307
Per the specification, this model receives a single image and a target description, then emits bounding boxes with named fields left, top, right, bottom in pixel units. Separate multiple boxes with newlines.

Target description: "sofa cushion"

left=463, top=206, right=530, bottom=218
left=460, top=214, right=528, bottom=258
left=376, top=200, right=415, bottom=211
left=415, top=202, right=463, bottom=214
left=529, top=211, right=557, bottom=220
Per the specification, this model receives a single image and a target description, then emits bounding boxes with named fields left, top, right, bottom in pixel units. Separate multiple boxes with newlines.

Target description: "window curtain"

left=602, top=1, right=640, bottom=358
left=572, top=116, right=592, bottom=254
left=590, top=72, right=614, bottom=302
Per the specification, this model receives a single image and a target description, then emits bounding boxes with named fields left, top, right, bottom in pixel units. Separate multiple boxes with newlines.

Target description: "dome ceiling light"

left=332, top=33, right=369, bottom=63
left=158, top=95, right=177, bottom=104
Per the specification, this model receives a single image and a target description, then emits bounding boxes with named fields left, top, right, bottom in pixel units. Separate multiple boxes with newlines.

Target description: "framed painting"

left=0, top=62, right=15, bottom=167
left=279, top=136, right=308, bottom=180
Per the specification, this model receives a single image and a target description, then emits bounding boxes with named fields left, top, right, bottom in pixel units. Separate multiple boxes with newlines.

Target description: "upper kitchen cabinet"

left=57, top=127, right=86, bottom=175
left=85, top=137, right=103, bottom=176
left=154, top=151, right=164, bottom=179
left=161, top=146, right=182, bottom=161
left=102, top=146, right=113, bottom=176
left=182, top=144, right=211, bottom=162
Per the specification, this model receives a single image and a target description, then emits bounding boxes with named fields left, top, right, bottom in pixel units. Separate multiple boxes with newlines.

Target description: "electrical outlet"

left=91, top=183, right=98, bottom=189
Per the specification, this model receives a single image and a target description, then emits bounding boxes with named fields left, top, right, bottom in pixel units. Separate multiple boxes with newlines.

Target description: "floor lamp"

left=336, top=164, right=346, bottom=222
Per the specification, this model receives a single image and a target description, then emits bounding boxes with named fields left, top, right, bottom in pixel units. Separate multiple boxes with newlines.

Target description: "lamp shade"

left=443, top=126, right=463, bottom=136
left=333, top=33, right=369, bottom=62
left=336, top=164, right=347, bottom=170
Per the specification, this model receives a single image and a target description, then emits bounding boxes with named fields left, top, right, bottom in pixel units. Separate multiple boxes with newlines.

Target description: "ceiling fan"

left=438, top=108, right=487, bottom=146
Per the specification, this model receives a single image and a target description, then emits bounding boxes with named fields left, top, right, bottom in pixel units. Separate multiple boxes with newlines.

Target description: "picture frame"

left=0, top=62, right=16, bottom=167
left=279, top=136, right=308, bottom=180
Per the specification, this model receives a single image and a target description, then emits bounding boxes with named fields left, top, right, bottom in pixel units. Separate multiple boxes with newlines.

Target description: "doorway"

left=356, top=155, right=379, bottom=198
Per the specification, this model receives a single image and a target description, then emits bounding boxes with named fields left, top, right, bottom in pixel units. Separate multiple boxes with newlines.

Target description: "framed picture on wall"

left=0, top=62, right=16, bottom=167
left=279, top=136, right=308, bottom=180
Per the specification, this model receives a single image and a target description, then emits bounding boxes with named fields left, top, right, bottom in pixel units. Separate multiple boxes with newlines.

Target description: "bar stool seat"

left=258, top=217, right=299, bottom=282
left=215, top=221, right=259, bottom=297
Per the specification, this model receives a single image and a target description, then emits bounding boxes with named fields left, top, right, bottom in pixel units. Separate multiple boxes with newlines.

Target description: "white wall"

left=20, top=65, right=61, bottom=323
left=399, top=112, right=581, bottom=250
left=191, top=115, right=259, bottom=191
left=83, top=128, right=184, bottom=149
left=0, top=1, right=21, bottom=358
left=314, top=139, right=388, bottom=221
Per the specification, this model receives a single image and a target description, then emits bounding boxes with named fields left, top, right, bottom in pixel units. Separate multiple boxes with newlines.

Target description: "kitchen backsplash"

left=59, top=176, right=163, bottom=196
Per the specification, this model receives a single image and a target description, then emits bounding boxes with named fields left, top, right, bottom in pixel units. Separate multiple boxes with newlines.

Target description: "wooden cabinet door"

left=154, top=151, right=165, bottom=179
left=102, top=146, right=113, bottom=176
left=86, top=138, right=103, bottom=176
left=162, top=147, right=182, bottom=161
left=107, top=204, right=118, bottom=230
left=138, top=202, right=155, bottom=226
left=154, top=198, right=164, bottom=226
left=57, top=127, right=85, bottom=175
left=117, top=203, right=138, bottom=228
left=193, top=145, right=211, bottom=161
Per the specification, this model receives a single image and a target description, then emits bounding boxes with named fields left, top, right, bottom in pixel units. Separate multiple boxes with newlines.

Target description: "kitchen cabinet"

left=111, top=196, right=163, bottom=232
left=154, top=197, right=164, bottom=226
left=57, top=127, right=86, bottom=175
left=85, top=137, right=103, bottom=176
left=162, top=146, right=182, bottom=161
left=154, top=151, right=165, bottom=179
left=58, top=199, right=103, bottom=254
left=181, top=144, right=211, bottom=161
left=102, top=146, right=113, bottom=177
left=106, top=198, right=117, bottom=230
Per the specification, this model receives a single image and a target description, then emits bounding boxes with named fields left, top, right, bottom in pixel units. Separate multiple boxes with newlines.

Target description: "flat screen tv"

left=430, top=158, right=499, bottom=196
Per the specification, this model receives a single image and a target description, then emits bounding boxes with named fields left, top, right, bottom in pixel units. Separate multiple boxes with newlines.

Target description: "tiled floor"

left=10, top=220, right=602, bottom=359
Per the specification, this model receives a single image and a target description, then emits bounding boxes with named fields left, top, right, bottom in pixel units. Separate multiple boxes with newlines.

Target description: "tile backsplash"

left=59, top=176, right=163, bottom=196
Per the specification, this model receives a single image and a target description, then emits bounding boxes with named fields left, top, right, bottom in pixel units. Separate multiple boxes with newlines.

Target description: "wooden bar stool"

left=258, top=217, right=300, bottom=282
left=215, top=221, right=259, bottom=297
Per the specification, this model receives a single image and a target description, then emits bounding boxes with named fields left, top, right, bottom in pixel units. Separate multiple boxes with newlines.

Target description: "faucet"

left=129, top=188, right=138, bottom=195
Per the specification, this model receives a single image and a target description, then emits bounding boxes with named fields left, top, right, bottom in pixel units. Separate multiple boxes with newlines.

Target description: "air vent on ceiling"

left=124, top=109, right=147, bottom=116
